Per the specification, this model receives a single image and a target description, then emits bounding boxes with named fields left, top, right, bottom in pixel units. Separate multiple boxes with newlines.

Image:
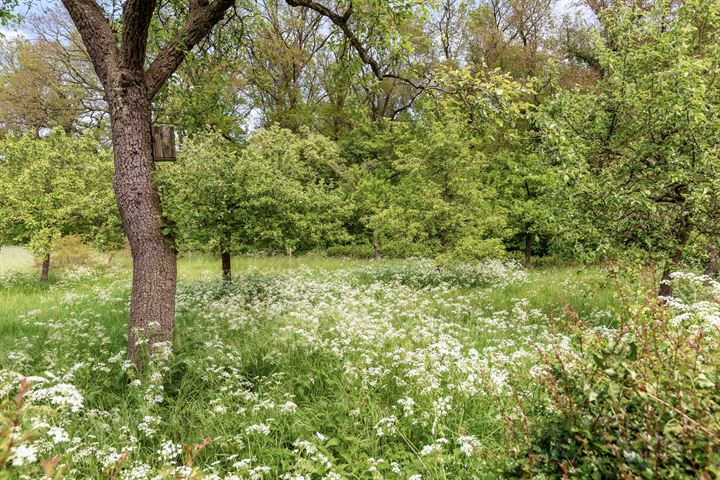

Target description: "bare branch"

left=285, top=0, right=385, bottom=79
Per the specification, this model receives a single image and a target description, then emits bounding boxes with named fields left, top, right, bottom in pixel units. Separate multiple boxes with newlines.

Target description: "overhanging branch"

left=145, top=0, right=236, bottom=98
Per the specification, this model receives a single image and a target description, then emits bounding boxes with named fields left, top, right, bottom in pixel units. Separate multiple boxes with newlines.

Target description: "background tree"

left=543, top=0, right=720, bottom=294
left=0, top=37, right=90, bottom=135
left=157, top=130, right=245, bottom=282
left=238, top=125, right=349, bottom=257
left=0, top=129, right=120, bottom=280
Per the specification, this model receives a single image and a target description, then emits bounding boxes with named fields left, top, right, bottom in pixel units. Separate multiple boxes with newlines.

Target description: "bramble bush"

left=503, top=272, right=720, bottom=478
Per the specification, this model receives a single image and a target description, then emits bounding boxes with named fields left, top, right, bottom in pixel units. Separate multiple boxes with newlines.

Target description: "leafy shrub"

left=50, top=235, right=98, bottom=268
left=323, top=244, right=377, bottom=259
left=503, top=273, right=720, bottom=478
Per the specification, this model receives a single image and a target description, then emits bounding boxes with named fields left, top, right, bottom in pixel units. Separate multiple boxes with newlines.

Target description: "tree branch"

left=60, top=0, right=118, bottom=89
left=285, top=0, right=385, bottom=79
left=120, top=0, right=159, bottom=72
left=144, top=0, right=236, bottom=99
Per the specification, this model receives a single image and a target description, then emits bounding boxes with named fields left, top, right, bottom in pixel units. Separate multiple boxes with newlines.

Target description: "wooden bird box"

left=151, top=125, right=176, bottom=162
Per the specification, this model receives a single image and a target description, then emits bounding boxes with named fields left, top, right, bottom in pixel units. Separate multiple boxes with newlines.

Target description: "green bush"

left=503, top=273, right=720, bottom=478
left=323, top=243, right=377, bottom=259
left=50, top=235, right=98, bottom=268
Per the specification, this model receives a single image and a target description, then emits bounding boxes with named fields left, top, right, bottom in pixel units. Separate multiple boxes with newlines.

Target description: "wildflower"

left=279, top=401, right=297, bottom=413
left=47, top=426, right=70, bottom=444
left=138, top=415, right=161, bottom=437
left=157, top=440, right=181, bottom=463
left=457, top=435, right=480, bottom=457
left=11, top=443, right=37, bottom=466
left=397, top=397, right=415, bottom=417
left=245, top=424, right=271, bottom=435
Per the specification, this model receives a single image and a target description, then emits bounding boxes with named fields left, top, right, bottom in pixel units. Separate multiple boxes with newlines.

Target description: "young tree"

left=0, top=129, right=119, bottom=280
left=157, top=130, right=245, bottom=282
left=386, top=69, right=524, bottom=260
left=544, top=0, right=720, bottom=294
left=159, top=126, right=347, bottom=278
left=238, top=125, right=349, bottom=257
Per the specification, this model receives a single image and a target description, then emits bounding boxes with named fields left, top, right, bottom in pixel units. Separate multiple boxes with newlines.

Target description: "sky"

left=3, top=0, right=593, bottom=39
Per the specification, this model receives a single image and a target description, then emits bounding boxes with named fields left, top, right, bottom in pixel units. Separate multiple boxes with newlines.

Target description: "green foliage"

left=0, top=1, right=18, bottom=30
left=159, top=127, right=349, bottom=260
left=0, top=129, right=121, bottom=261
left=542, top=0, right=720, bottom=266
left=503, top=273, right=720, bottom=477
left=238, top=126, right=350, bottom=254
left=344, top=68, right=529, bottom=260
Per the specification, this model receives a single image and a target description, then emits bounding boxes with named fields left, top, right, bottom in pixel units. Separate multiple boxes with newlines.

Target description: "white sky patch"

left=0, top=28, right=25, bottom=40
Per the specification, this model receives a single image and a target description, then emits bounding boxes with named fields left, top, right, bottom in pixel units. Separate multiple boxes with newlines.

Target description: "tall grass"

left=0, top=252, right=634, bottom=478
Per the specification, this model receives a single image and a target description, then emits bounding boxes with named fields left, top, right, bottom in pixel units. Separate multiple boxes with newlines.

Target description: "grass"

left=0, top=249, right=627, bottom=479
left=0, top=246, right=34, bottom=274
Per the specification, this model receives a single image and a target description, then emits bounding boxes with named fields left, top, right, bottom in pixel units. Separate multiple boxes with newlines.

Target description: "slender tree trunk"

left=373, top=232, right=382, bottom=260
left=706, top=242, right=718, bottom=278
left=110, top=86, right=176, bottom=366
left=658, top=221, right=691, bottom=298
left=40, top=254, right=50, bottom=282
left=439, top=229, right=447, bottom=254
left=523, top=227, right=532, bottom=269
left=221, top=251, right=232, bottom=283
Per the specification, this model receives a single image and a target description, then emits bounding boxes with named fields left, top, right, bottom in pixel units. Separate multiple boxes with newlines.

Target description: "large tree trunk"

left=221, top=251, right=232, bottom=282
left=40, top=254, right=50, bottom=282
left=110, top=86, right=176, bottom=366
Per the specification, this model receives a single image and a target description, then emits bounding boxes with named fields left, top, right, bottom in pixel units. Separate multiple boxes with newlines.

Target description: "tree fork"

left=61, top=0, right=235, bottom=366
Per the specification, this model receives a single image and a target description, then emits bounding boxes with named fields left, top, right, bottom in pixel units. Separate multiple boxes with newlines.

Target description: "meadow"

left=1, top=249, right=719, bottom=479
left=0, top=250, right=617, bottom=478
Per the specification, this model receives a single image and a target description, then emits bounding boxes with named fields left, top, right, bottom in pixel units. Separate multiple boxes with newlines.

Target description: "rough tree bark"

left=40, top=254, right=50, bottom=282
left=61, top=0, right=235, bottom=366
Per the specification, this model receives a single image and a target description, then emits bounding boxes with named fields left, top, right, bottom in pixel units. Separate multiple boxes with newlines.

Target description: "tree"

left=238, top=125, right=348, bottom=257
left=157, top=130, right=245, bottom=282
left=341, top=69, right=526, bottom=260
left=57, top=0, right=440, bottom=365
left=159, top=126, right=348, bottom=279
left=58, top=0, right=237, bottom=364
left=543, top=0, right=720, bottom=294
left=0, top=37, right=90, bottom=135
left=0, top=129, right=119, bottom=280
